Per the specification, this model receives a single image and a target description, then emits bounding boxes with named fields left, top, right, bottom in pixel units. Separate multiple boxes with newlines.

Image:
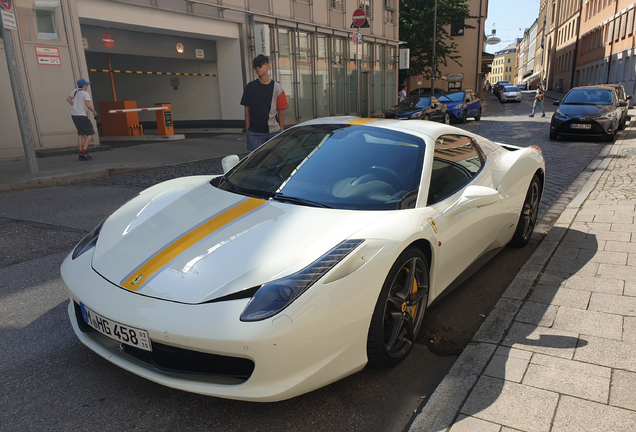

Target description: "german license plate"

left=570, top=124, right=591, bottom=129
left=80, top=303, right=152, bottom=351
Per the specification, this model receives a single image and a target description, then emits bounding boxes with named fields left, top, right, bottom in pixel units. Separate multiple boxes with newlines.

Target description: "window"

left=330, top=0, right=345, bottom=12
left=384, top=10, right=395, bottom=24
left=451, top=18, right=465, bottom=36
left=428, top=135, right=484, bottom=205
left=360, top=0, right=372, bottom=19
left=35, top=1, right=60, bottom=39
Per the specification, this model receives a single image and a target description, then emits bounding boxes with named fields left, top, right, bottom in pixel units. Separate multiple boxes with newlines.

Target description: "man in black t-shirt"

left=240, top=55, right=290, bottom=151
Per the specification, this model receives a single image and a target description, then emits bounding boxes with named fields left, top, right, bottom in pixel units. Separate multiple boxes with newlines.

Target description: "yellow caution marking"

left=120, top=198, right=266, bottom=291
left=346, top=118, right=378, bottom=125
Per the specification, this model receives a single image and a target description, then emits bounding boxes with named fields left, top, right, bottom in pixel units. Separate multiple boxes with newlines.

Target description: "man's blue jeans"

left=531, top=99, right=545, bottom=116
left=246, top=129, right=282, bottom=152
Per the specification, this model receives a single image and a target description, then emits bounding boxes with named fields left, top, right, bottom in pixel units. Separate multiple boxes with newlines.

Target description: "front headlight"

left=554, top=111, right=566, bottom=119
left=410, top=111, right=421, bottom=119
left=600, top=112, right=615, bottom=120
left=72, top=221, right=104, bottom=260
left=240, top=239, right=364, bottom=322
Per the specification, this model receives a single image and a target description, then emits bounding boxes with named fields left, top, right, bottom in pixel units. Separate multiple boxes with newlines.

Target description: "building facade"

left=576, top=0, right=636, bottom=100
left=488, top=43, right=517, bottom=84
left=407, top=0, right=489, bottom=97
left=1, top=0, right=401, bottom=159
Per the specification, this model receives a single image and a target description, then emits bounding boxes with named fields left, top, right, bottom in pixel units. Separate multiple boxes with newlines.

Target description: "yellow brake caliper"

left=403, top=267, right=418, bottom=318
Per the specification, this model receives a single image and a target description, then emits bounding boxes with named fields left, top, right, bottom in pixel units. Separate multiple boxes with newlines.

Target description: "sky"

left=484, top=0, right=541, bottom=53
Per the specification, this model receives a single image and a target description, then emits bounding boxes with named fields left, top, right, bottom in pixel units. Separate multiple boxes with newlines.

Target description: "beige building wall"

left=489, top=47, right=517, bottom=84
left=408, top=0, right=489, bottom=97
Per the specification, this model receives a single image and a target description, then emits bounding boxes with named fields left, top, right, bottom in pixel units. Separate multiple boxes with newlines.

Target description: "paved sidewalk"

left=410, top=119, right=636, bottom=431
left=0, top=133, right=248, bottom=193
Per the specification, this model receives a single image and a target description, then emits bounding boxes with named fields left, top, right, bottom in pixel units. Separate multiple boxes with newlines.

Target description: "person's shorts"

left=71, top=115, right=95, bottom=136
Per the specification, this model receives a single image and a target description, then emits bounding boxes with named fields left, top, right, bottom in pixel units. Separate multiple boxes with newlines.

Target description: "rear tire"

left=367, top=248, right=429, bottom=367
left=474, top=108, right=482, bottom=121
left=510, top=174, right=542, bottom=248
left=444, top=113, right=450, bottom=125
left=461, top=110, right=468, bottom=123
left=423, top=115, right=430, bottom=121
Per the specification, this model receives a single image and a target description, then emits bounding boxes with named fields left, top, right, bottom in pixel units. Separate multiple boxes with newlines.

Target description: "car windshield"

left=504, top=86, right=518, bottom=92
left=438, top=92, right=464, bottom=102
left=415, top=97, right=432, bottom=107
left=562, top=89, right=614, bottom=105
left=212, top=124, right=426, bottom=210
left=397, top=97, right=424, bottom=109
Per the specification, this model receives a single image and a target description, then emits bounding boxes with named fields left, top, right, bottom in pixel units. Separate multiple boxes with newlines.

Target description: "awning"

left=523, top=71, right=541, bottom=83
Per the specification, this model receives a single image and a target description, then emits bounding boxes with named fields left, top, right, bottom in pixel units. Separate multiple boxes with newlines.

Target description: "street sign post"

left=351, top=8, right=367, bottom=117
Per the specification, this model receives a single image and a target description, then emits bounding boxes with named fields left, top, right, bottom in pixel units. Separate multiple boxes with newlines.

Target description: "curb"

left=408, top=120, right=633, bottom=432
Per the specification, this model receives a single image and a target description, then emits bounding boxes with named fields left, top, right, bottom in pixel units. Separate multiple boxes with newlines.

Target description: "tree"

left=399, top=0, right=478, bottom=82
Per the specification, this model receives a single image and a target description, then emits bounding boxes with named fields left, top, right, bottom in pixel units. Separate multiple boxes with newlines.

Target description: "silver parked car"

left=602, top=83, right=632, bottom=129
left=499, top=85, right=522, bottom=103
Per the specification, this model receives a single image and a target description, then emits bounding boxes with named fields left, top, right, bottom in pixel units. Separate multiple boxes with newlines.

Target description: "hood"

left=502, top=91, right=520, bottom=96
left=91, top=176, right=387, bottom=304
left=384, top=107, right=422, bottom=117
left=557, top=104, right=611, bottom=118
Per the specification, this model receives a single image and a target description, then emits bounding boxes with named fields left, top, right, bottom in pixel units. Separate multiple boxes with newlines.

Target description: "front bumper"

left=551, top=116, right=614, bottom=138
left=61, top=249, right=382, bottom=401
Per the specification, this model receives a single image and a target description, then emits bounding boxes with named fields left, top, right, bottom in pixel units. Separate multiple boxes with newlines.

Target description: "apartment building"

left=408, top=0, right=488, bottom=97
left=576, top=0, right=636, bottom=99
left=488, top=43, right=517, bottom=84
left=1, top=0, right=401, bottom=159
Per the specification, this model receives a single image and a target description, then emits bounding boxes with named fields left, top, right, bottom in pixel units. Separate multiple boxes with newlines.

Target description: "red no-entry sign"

left=102, top=33, right=115, bottom=49
left=352, top=8, right=366, bottom=27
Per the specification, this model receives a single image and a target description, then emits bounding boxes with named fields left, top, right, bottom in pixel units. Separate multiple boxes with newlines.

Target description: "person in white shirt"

left=66, top=79, right=99, bottom=161
left=398, top=86, right=407, bottom=103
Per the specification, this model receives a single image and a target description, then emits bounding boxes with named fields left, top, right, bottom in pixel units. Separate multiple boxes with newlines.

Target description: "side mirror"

left=442, top=185, right=499, bottom=218
left=553, top=100, right=560, bottom=106
left=222, top=155, right=240, bottom=174
left=619, top=100, right=628, bottom=107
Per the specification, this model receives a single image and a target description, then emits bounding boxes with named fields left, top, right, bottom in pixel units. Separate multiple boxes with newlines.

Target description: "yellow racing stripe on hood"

left=346, top=118, right=379, bottom=125
left=121, top=197, right=266, bottom=291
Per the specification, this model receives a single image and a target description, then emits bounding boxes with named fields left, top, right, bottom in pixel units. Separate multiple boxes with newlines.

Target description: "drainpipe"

left=605, top=0, right=620, bottom=83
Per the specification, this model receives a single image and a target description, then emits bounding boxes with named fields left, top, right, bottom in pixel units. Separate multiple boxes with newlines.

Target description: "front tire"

left=423, top=115, right=430, bottom=121
left=444, top=113, right=450, bottom=125
left=461, top=110, right=468, bottom=123
left=474, top=108, right=482, bottom=121
left=510, top=174, right=541, bottom=247
left=367, top=248, right=430, bottom=367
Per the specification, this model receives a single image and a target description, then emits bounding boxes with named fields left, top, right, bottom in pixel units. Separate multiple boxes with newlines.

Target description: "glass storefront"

left=268, top=26, right=397, bottom=123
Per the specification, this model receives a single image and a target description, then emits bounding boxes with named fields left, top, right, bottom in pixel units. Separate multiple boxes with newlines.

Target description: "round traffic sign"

left=175, top=41, right=185, bottom=54
left=352, top=8, right=366, bottom=27
left=1, top=0, right=12, bottom=12
left=417, top=76, right=423, bottom=83
left=102, top=33, right=115, bottom=49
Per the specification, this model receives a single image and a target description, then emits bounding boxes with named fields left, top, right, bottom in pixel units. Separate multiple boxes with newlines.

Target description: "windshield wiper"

left=221, top=177, right=272, bottom=200
left=272, top=193, right=332, bottom=208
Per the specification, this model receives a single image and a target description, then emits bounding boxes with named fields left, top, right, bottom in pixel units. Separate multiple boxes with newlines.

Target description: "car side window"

left=428, top=134, right=484, bottom=205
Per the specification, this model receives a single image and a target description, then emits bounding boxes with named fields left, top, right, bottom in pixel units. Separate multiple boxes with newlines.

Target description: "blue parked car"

left=437, top=90, right=482, bottom=123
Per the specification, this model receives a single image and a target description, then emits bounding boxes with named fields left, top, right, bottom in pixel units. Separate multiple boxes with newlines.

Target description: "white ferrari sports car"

left=61, top=117, right=545, bottom=402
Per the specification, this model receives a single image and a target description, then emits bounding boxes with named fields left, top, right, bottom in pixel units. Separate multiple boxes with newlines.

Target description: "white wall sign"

left=1, top=10, right=17, bottom=31
left=82, top=38, right=88, bottom=49
left=254, top=24, right=270, bottom=57
left=447, top=73, right=464, bottom=81
left=399, top=48, right=410, bottom=70
left=35, top=46, right=61, bottom=66
left=195, top=49, right=204, bottom=58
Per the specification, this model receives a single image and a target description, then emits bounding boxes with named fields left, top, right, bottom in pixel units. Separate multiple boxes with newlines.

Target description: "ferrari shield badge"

left=428, top=218, right=438, bottom=233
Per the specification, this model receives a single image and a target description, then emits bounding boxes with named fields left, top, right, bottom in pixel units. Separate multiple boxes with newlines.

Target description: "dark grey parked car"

left=550, top=86, right=627, bottom=142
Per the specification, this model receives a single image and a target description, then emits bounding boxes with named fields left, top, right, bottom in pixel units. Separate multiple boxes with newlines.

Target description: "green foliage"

left=399, top=0, right=479, bottom=80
